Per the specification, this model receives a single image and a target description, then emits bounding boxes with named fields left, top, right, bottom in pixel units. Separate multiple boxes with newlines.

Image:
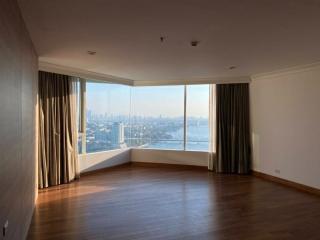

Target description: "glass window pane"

left=86, top=82, right=131, bottom=153
left=75, top=79, right=83, bottom=154
left=78, top=134, right=83, bottom=154
left=186, top=85, right=209, bottom=151
left=130, top=86, right=184, bottom=150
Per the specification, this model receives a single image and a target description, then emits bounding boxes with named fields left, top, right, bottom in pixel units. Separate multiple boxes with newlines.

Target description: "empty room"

left=1, top=0, right=320, bottom=239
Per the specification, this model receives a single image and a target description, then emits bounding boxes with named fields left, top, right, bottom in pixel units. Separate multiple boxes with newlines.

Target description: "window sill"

left=79, top=147, right=130, bottom=156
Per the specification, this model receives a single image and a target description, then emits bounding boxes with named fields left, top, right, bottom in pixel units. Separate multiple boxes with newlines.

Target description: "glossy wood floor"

left=27, top=163, right=320, bottom=240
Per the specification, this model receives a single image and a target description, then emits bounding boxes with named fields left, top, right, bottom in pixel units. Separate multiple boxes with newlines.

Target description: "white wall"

left=131, top=148, right=208, bottom=167
left=79, top=149, right=131, bottom=173
left=250, top=65, right=320, bottom=189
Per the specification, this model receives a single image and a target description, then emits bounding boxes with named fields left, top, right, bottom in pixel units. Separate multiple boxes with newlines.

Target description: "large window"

left=85, top=82, right=131, bottom=153
left=78, top=81, right=211, bottom=154
left=130, top=86, right=185, bottom=150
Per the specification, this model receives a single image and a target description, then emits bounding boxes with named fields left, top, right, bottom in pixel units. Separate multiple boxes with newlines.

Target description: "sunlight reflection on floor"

left=37, top=185, right=116, bottom=204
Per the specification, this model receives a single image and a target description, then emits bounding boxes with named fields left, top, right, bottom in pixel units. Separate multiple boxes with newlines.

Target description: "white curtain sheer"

left=208, top=84, right=216, bottom=171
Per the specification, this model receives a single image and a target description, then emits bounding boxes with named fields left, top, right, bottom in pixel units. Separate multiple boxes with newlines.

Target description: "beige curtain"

left=208, top=84, right=216, bottom=171
left=38, top=71, right=79, bottom=188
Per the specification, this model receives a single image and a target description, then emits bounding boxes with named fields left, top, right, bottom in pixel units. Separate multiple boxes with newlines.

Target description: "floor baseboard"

left=252, top=170, right=320, bottom=196
left=80, top=162, right=132, bottom=176
left=131, top=161, right=208, bottom=170
left=81, top=161, right=207, bottom=177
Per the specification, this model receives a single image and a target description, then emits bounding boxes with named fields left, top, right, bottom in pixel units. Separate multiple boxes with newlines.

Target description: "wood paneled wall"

left=0, top=0, right=38, bottom=239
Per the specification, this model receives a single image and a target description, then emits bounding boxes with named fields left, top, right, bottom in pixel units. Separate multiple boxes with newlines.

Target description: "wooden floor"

left=27, top=163, right=320, bottom=240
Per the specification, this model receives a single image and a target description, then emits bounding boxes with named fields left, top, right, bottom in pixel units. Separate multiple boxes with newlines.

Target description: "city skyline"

left=84, top=116, right=209, bottom=154
left=86, top=110, right=208, bottom=120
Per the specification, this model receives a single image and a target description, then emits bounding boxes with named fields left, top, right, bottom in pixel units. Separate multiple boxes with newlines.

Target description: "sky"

left=86, top=82, right=209, bottom=118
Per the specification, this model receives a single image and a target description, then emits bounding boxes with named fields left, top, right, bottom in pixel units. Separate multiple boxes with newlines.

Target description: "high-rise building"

left=111, top=122, right=124, bottom=145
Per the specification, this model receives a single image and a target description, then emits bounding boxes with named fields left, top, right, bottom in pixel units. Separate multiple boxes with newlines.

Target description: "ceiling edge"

left=39, top=61, right=134, bottom=86
left=133, top=76, right=251, bottom=86
left=251, top=61, right=320, bottom=81
left=38, top=61, right=251, bottom=86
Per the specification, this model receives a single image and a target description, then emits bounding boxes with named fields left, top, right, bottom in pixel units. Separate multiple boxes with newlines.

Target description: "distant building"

left=95, top=128, right=108, bottom=141
left=111, top=122, right=124, bottom=145
left=87, top=110, right=92, bottom=121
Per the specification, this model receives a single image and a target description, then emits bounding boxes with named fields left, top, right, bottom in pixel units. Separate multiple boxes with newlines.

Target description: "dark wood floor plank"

left=27, top=164, right=320, bottom=240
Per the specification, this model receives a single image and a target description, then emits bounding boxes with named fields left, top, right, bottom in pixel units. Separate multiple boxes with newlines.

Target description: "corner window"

left=78, top=81, right=212, bottom=154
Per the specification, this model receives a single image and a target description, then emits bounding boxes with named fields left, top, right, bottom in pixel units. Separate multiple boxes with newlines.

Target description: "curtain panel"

left=38, top=71, right=79, bottom=188
left=215, top=83, right=251, bottom=174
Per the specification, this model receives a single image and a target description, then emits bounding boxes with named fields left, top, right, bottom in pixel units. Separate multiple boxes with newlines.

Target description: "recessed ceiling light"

left=229, top=66, right=237, bottom=70
left=87, top=51, right=96, bottom=55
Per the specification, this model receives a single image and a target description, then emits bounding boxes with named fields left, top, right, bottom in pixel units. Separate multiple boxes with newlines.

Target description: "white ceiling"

left=18, top=0, right=320, bottom=82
